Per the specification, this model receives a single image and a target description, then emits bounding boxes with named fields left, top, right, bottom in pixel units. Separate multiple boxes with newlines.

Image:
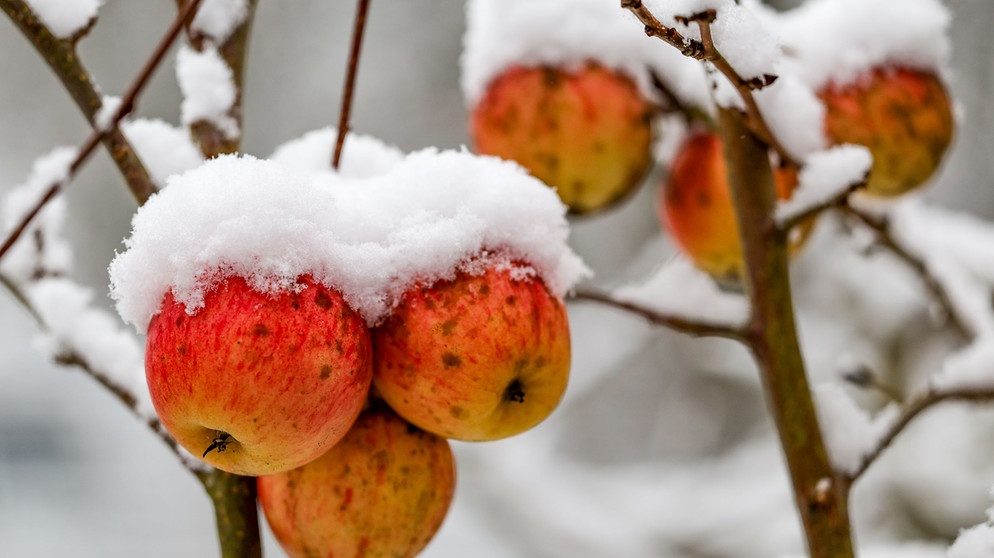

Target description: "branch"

left=197, top=468, right=262, bottom=558
left=570, top=288, right=747, bottom=341
left=0, top=0, right=204, bottom=265
left=777, top=178, right=866, bottom=233
left=846, top=386, right=994, bottom=482
left=1, top=0, right=157, bottom=204
left=181, top=0, right=258, bottom=157
left=620, top=0, right=705, bottom=58
left=333, top=0, right=373, bottom=169
left=841, top=204, right=971, bottom=340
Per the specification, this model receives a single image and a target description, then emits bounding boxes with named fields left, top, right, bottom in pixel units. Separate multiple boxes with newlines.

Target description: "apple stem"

left=203, top=432, right=233, bottom=458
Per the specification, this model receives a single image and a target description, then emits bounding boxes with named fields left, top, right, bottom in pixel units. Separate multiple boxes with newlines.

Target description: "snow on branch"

left=775, top=145, right=871, bottom=229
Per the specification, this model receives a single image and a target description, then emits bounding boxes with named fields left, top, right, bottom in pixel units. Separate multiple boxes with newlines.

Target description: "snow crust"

left=0, top=147, right=74, bottom=282
left=24, top=0, right=101, bottom=39
left=780, top=0, right=952, bottom=89
left=176, top=43, right=239, bottom=139
left=109, top=147, right=588, bottom=332
left=776, top=144, right=872, bottom=224
left=120, top=119, right=204, bottom=188
left=94, top=95, right=121, bottom=132
left=190, top=0, right=248, bottom=43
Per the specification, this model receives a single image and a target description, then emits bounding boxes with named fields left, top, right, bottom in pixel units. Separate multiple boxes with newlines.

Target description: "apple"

left=471, top=62, right=654, bottom=214
left=659, top=132, right=809, bottom=284
left=145, top=275, right=372, bottom=476
left=819, top=66, right=954, bottom=197
left=257, top=406, right=455, bottom=558
left=372, top=259, right=571, bottom=441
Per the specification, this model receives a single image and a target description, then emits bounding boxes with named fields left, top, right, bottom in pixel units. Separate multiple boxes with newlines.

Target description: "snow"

left=812, top=382, right=877, bottom=475
left=120, top=119, right=204, bottom=188
left=175, top=43, right=239, bottom=139
left=614, top=255, right=750, bottom=329
left=269, top=127, right=404, bottom=180
left=460, top=0, right=710, bottom=109
left=94, top=95, right=121, bottom=132
left=190, top=0, right=248, bottom=43
left=24, top=0, right=101, bottom=39
left=0, top=147, right=75, bottom=283
left=779, top=0, right=952, bottom=90
left=109, top=149, right=589, bottom=332
left=754, top=74, right=826, bottom=161
left=775, top=145, right=872, bottom=224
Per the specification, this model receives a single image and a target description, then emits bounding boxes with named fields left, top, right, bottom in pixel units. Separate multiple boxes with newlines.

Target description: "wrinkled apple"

left=373, top=259, right=571, bottom=441
left=257, top=406, right=455, bottom=558
left=145, top=275, right=372, bottom=476
left=819, top=66, right=954, bottom=197
left=471, top=62, right=654, bottom=214
left=660, top=132, right=809, bottom=284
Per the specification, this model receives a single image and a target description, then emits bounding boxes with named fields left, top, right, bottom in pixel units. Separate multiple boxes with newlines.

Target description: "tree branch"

left=841, top=204, right=971, bottom=340
left=197, top=468, right=262, bottom=558
left=0, top=0, right=205, bottom=265
left=846, top=386, right=994, bottom=483
left=333, top=0, right=373, bottom=169
left=570, top=288, right=747, bottom=341
left=1, top=0, right=157, bottom=204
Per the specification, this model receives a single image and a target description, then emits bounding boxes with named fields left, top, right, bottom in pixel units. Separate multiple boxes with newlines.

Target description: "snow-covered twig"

left=0, top=0, right=206, bottom=265
left=0, top=0, right=157, bottom=203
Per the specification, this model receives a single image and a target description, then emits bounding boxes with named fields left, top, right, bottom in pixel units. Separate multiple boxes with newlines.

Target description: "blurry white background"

left=2, top=1, right=994, bottom=557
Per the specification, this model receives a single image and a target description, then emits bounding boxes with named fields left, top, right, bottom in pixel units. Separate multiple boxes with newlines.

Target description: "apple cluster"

left=110, top=146, right=585, bottom=557
left=463, top=0, right=955, bottom=284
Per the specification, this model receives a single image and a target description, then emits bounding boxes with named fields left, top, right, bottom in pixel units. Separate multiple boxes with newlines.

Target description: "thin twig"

left=846, top=386, right=994, bottom=482
left=570, top=288, right=747, bottom=341
left=0, top=0, right=204, bottom=265
left=620, top=0, right=706, bottom=59
left=841, top=205, right=971, bottom=340
left=333, top=0, right=373, bottom=169
left=1, top=0, right=158, bottom=203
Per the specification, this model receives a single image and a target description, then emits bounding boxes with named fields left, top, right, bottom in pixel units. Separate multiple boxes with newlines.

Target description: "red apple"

left=659, top=132, right=808, bottom=283
left=257, top=406, right=455, bottom=558
left=145, top=275, right=372, bottom=475
left=471, top=62, right=654, bottom=214
left=819, top=66, right=954, bottom=197
left=372, top=260, right=571, bottom=441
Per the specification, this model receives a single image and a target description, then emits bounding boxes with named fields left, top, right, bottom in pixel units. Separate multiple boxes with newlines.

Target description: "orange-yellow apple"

left=257, top=406, right=455, bottom=558
left=471, top=62, right=654, bottom=214
left=372, top=261, right=571, bottom=441
left=819, top=66, right=954, bottom=197
left=145, top=275, right=372, bottom=475
left=659, top=132, right=808, bottom=283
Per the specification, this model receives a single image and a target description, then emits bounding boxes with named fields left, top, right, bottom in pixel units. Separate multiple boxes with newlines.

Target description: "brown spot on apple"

left=315, top=290, right=333, bottom=310
left=441, top=352, right=461, bottom=368
left=253, top=323, right=270, bottom=336
left=449, top=405, right=465, bottom=418
left=440, top=319, right=457, bottom=336
left=320, top=365, right=332, bottom=379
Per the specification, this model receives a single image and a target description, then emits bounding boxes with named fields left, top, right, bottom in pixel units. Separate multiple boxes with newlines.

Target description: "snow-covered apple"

left=819, top=66, right=954, bottom=197
left=372, top=257, right=571, bottom=441
left=257, top=405, right=455, bottom=558
left=471, top=62, right=654, bottom=214
left=660, top=132, right=809, bottom=284
left=145, top=275, right=372, bottom=476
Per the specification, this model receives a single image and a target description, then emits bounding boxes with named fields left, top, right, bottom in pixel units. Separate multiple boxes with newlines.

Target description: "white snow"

left=460, top=0, right=710, bottom=109
left=775, top=145, right=872, bottom=224
left=109, top=150, right=589, bottom=332
left=120, top=119, right=204, bottom=188
left=94, top=95, right=122, bottom=132
left=24, top=278, right=152, bottom=417
left=754, top=74, right=826, bottom=161
left=812, top=382, right=878, bottom=475
left=24, top=0, right=101, bottom=39
left=614, top=255, right=750, bottom=329
left=190, top=0, right=248, bottom=44
left=0, top=147, right=75, bottom=283
left=175, top=43, right=239, bottom=139
left=269, top=127, right=404, bottom=180
left=779, top=0, right=952, bottom=89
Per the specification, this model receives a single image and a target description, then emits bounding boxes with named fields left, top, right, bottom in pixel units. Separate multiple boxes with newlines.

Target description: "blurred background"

left=2, top=1, right=994, bottom=557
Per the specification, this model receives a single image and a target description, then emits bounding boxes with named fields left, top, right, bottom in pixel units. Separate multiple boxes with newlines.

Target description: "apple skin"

left=820, top=66, right=954, bottom=197
left=659, top=132, right=807, bottom=284
left=145, top=275, right=372, bottom=476
left=257, top=406, right=455, bottom=558
left=471, top=62, right=654, bottom=214
left=372, top=262, right=571, bottom=441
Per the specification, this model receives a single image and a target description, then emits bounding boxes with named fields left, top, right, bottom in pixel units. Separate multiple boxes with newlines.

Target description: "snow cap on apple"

left=109, top=135, right=587, bottom=470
